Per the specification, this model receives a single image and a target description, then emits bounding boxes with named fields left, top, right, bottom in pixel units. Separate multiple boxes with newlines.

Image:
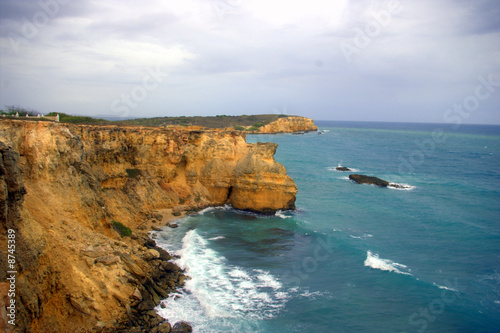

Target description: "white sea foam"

left=156, top=230, right=289, bottom=331
left=198, top=205, right=232, bottom=215
left=350, top=233, right=373, bottom=239
left=388, top=183, right=416, bottom=191
left=275, top=210, right=292, bottom=219
left=298, top=290, right=332, bottom=299
left=208, top=235, right=225, bottom=241
left=327, top=166, right=359, bottom=172
left=255, top=270, right=283, bottom=290
left=433, top=283, right=458, bottom=292
left=197, top=207, right=217, bottom=215
left=364, top=251, right=412, bottom=276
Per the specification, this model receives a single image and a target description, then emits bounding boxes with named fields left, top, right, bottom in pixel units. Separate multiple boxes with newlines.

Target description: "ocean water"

left=154, top=121, right=500, bottom=333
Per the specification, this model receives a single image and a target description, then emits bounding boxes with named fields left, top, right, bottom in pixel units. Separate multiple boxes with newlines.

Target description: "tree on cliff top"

left=3, top=105, right=38, bottom=116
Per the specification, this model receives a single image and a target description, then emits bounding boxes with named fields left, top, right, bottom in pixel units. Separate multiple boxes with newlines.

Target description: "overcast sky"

left=1, top=0, right=499, bottom=124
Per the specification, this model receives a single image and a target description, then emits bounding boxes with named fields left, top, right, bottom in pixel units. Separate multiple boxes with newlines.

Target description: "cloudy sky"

left=1, top=0, right=499, bottom=124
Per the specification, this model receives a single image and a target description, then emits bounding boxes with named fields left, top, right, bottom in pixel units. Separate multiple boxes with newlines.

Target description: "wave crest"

left=156, top=230, right=289, bottom=329
left=364, top=251, right=412, bottom=276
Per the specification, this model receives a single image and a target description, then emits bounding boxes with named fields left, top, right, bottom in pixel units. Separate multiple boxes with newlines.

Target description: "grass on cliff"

left=112, top=221, right=132, bottom=237
left=46, top=112, right=110, bottom=125
left=117, top=114, right=291, bottom=128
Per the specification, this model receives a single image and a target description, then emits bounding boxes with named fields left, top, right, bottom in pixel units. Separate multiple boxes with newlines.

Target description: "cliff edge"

left=0, top=119, right=297, bottom=332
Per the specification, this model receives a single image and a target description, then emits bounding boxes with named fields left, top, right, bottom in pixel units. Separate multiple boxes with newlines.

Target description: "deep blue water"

left=155, top=121, right=500, bottom=332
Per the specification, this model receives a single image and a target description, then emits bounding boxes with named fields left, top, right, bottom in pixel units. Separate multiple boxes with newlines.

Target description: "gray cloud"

left=0, top=0, right=499, bottom=124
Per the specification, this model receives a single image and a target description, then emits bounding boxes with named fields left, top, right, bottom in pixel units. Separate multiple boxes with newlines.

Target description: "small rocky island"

left=349, top=174, right=408, bottom=189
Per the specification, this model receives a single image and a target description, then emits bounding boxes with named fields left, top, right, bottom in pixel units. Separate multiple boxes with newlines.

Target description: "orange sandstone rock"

left=256, top=116, right=318, bottom=133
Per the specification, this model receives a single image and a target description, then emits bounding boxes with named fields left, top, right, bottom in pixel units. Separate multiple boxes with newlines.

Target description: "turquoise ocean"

left=155, top=121, right=500, bottom=332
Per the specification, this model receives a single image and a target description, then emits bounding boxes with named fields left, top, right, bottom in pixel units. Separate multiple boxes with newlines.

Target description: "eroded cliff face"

left=256, top=116, right=318, bottom=134
left=0, top=120, right=297, bottom=332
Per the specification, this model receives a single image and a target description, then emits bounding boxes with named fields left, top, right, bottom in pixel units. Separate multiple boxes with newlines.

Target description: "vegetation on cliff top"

left=1, top=107, right=294, bottom=128
left=47, top=112, right=111, bottom=124
left=0, top=105, right=39, bottom=116
left=116, top=114, right=290, bottom=128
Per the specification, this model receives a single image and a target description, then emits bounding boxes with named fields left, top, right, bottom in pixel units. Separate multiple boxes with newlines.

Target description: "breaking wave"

left=156, top=230, right=289, bottom=332
left=364, top=251, right=412, bottom=276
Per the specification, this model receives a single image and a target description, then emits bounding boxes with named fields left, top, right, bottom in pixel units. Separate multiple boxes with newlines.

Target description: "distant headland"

left=1, top=109, right=318, bottom=134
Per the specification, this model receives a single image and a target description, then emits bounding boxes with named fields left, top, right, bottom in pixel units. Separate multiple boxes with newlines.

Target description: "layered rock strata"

left=0, top=119, right=297, bottom=332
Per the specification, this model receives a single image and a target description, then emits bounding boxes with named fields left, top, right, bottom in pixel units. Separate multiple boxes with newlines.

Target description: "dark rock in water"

left=335, top=166, right=351, bottom=172
left=144, top=238, right=156, bottom=248
left=149, top=321, right=171, bottom=333
left=349, top=174, right=390, bottom=187
left=172, top=321, right=193, bottom=333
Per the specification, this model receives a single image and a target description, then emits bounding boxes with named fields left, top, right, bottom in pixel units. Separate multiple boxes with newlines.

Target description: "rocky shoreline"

left=107, top=227, right=191, bottom=333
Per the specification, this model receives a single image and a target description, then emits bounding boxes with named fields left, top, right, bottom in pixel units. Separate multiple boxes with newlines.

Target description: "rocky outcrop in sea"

left=255, top=116, right=318, bottom=134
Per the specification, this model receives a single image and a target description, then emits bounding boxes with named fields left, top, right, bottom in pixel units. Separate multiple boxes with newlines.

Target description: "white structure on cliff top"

left=4, top=113, right=59, bottom=122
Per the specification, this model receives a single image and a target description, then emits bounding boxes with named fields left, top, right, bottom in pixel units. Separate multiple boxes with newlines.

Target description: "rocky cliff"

left=0, top=119, right=297, bottom=332
left=256, top=116, right=317, bottom=134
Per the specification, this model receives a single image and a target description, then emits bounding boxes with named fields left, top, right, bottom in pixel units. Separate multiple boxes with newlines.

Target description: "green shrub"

left=234, top=125, right=245, bottom=131
left=126, top=168, right=140, bottom=179
left=246, top=126, right=259, bottom=131
left=46, top=112, right=108, bottom=124
left=112, top=221, right=132, bottom=237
